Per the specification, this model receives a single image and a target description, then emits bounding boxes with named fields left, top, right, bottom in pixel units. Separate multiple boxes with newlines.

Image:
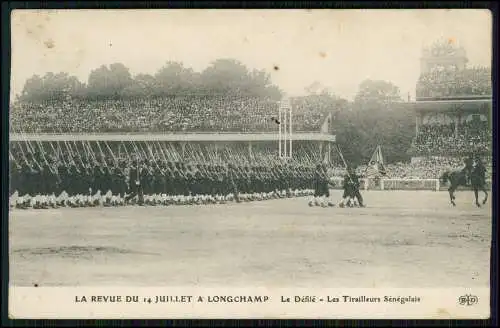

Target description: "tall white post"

left=283, top=106, right=287, bottom=158
left=289, top=106, right=292, bottom=158
left=415, top=116, right=419, bottom=137
left=278, top=103, right=282, bottom=158
left=278, top=97, right=292, bottom=159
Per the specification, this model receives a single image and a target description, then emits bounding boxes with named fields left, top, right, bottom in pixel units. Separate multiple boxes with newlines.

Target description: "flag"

left=365, top=145, right=387, bottom=177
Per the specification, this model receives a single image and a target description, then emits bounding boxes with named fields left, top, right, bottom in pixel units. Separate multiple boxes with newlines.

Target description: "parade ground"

left=9, top=190, right=491, bottom=288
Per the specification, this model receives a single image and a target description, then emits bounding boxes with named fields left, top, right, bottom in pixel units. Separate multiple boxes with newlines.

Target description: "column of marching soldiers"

left=8, top=140, right=323, bottom=209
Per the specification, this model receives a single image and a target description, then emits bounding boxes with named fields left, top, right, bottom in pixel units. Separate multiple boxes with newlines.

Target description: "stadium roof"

left=413, top=98, right=492, bottom=113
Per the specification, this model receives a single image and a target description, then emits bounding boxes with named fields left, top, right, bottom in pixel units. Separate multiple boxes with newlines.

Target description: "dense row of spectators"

left=416, top=66, right=491, bottom=98
left=10, top=96, right=331, bottom=133
left=352, top=156, right=491, bottom=180
left=378, top=157, right=490, bottom=180
left=410, top=122, right=491, bottom=156
left=291, top=96, right=334, bottom=132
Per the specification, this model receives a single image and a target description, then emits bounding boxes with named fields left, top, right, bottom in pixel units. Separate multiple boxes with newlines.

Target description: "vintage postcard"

left=8, top=9, right=492, bottom=319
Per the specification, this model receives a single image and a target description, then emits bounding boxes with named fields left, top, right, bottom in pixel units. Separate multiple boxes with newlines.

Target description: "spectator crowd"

left=353, top=156, right=491, bottom=181
left=411, top=121, right=491, bottom=156
left=10, top=95, right=331, bottom=134
left=416, top=66, right=491, bottom=99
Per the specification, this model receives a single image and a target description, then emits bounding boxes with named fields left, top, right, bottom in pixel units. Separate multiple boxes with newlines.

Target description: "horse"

left=440, top=166, right=488, bottom=207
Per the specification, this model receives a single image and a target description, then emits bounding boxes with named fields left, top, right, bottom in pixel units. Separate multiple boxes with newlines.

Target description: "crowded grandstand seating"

left=416, top=66, right=491, bottom=99
left=290, top=97, right=333, bottom=132
left=356, top=156, right=491, bottom=180
left=10, top=95, right=331, bottom=134
left=410, top=121, right=491, bottom=156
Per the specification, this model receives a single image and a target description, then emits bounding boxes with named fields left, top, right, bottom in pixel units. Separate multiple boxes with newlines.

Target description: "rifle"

left=334, top=144, right=357, bottom=186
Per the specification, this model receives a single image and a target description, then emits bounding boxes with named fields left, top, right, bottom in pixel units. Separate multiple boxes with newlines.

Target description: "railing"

left=330, top=177, right=492, bottom=191
left=9, top=132, right=336, bottom=142
left=415, top=95, right=492, bottom=102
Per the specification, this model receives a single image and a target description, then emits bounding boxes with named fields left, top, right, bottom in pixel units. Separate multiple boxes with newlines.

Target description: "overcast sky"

left=10, top=9, right=492, bottom=101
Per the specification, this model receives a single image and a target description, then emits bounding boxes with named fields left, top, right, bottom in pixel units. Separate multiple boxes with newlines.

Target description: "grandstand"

left=9, top=95, right=335, bottom=134
left=9, top=94, right=337, bottom=170
left=409, top=37, right=492, bottom=165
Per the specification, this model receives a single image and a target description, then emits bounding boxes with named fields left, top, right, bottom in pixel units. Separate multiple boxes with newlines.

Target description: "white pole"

left=278, top=102, right=282, bottom=158
left=283, top=103, right=287, bottom=158
left=289, top=105, right=292, bottom=158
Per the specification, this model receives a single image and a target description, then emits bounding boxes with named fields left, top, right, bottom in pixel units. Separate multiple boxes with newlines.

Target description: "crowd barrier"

left=330, top=177, right=492, bottom=192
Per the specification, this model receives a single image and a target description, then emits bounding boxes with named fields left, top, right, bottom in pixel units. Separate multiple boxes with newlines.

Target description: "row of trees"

left=18, top=59, right=283, bottom=101
left=335, top=103, right=415, bottom=166
left=333, top=80, right=415, bottom=165
left=300, top=80, right=414, bottom=165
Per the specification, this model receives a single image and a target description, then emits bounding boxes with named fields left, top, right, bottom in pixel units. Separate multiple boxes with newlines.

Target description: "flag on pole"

left=364, top=145, right=386, bottom=177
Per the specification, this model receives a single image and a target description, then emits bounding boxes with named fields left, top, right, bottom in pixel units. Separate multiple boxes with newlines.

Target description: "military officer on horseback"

left=441, top=152, right=488, bottom=207
left=473, top=154, right=486, bottom=184
left=463, top=153, right=474, bottom=186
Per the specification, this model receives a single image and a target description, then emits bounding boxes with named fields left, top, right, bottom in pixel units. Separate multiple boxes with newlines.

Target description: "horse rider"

left=463, top=153, right=474, bottom=186
left=473, top=154, right=486, bottom=183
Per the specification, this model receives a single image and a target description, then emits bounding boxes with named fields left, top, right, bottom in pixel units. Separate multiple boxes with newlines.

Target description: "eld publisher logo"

left=458, top=294, right=479, bottom=306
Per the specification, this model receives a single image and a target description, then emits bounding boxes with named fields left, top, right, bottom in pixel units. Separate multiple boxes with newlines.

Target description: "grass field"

left=9, top=190, right=491, bottom=288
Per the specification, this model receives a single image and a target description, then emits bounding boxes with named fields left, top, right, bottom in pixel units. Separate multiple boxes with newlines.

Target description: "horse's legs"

left=474, top=188, right=480, bottom=207
left=448, top=186, right=456, bottom=206
left=482, top=187, right=488, bottom=205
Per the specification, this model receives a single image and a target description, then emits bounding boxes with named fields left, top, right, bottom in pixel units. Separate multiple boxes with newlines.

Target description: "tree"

left=334, top=100, right=415, bottom=165
left=123, top=73, right=158, bottom=97
left=20, top=74, right=44, bottom=101
left=109, top=63, right=133, bottom=95
left=154, top=61, right=196, bottom=96
left=354, top=79, right=402, bottom=111
left=66, top=75, right=87, bottom=98
left=19, top=72, right=85, bottom=101
left=87, top=65, right=111, bottom=98
left=331, top=79, right=414, bottom=165
left=200, top=59, right=250, bottom=96
left=334, top=109, right=372, bottom=165
left=87, top=63, right=133, bottom=98
left=304, top=81, right=323, bottom=95
left=18, top=59, right=283, bottom=102
left=248, top=69, right=282, bottom=99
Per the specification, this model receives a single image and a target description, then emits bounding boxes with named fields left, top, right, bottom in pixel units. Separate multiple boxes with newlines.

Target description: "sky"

left=10, top=9, right=492, bottom=101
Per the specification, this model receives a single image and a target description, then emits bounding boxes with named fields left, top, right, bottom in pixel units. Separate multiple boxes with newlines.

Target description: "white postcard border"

left=9, top=287, right=490, bottom=319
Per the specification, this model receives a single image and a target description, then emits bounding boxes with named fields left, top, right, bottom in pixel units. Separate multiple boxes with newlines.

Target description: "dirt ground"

left=9, top=190, right=491, bottom=288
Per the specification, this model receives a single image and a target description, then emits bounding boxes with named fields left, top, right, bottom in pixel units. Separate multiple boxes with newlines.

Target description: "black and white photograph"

left=7, top=9, right=492, bottom=319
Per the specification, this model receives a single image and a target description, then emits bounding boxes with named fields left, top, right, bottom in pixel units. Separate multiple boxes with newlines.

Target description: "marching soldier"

left=227, top=163, right=240, bottom=202
left=313, top=163, right=330, bottom=206
left=340, top=166, right=365, bottom=208
left=125, top=162, right=140, bottom=204
left=10, top=140, right=328, bottom=209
